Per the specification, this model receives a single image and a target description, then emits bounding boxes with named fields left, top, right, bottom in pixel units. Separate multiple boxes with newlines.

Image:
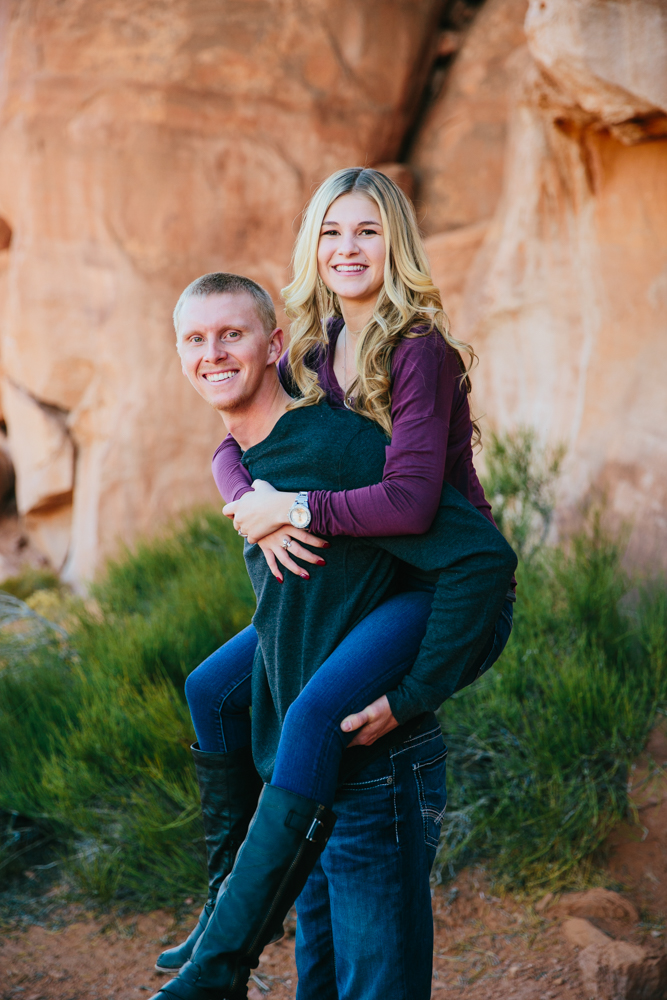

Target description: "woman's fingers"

left=274, top=545, right=311, bottom=580
left=288, top=528, right=329, bottom=549
left=280, top=539, right=326, bottom=566
left=261, top=547, right=283, bottom=583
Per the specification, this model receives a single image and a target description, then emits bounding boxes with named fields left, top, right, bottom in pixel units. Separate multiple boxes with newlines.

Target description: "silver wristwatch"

left=289, top=491, right=311, bottom=529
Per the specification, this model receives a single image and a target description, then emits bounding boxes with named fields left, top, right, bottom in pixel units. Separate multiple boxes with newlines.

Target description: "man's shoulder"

left=270, top=401, right=381, bottom=445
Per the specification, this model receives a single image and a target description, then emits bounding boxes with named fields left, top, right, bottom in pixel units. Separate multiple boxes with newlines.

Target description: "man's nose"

left=204, top=336, right=228, bottom=361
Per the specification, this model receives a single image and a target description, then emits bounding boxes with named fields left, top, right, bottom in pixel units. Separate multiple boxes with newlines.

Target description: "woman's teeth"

left=334, top=265, right=367, bottom=272
left=206, top=371, right=238, bottom=382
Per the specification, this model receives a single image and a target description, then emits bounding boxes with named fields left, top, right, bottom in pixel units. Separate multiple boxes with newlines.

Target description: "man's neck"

left=221, top=373, right=291, bottom=451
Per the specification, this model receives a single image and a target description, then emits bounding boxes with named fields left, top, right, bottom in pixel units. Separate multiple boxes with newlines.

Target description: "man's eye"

left=226, top=331, right=241, bottom=339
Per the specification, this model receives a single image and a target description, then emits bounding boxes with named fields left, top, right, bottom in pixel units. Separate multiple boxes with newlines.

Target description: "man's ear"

left=267, top=327, right=285, bottom=364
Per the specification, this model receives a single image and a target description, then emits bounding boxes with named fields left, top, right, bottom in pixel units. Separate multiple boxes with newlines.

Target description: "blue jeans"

left=295, top=713, right=448, bottom=1000
left=185, top=595, right=514, bottom=807
left=185, top=591, right=435, bottom=807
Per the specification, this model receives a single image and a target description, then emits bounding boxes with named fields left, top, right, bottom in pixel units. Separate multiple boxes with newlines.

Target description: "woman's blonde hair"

left=282, top=166, right=479, bottom=442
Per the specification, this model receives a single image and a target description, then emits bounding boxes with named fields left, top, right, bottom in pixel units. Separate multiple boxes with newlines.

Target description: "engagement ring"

left=282, top=537, right=292, bottom=549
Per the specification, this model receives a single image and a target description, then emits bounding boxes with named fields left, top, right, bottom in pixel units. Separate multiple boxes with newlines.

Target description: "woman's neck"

left=338, top=295, right=378, bottom=335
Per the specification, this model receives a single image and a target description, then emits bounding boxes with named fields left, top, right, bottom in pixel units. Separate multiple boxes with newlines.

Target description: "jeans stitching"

left=413, top=749, right=448, bottom=847
left=391, top=727, right=442, bottom=758
left=216, top=670, right=253, bottom=754
left=338, top=776, right=392, bottom=790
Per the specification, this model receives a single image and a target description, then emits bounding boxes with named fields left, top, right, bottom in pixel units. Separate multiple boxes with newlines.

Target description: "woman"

left=154, top=169, right=516, bottom=997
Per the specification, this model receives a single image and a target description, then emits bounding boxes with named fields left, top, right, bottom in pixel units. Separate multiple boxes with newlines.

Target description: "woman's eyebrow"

left=320, top=219, right=382, bottom=227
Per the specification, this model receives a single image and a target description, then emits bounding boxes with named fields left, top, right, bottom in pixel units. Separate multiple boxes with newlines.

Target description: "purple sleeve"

left=309, top=335, right=451, bottom=537
left=211, top=435, right=254, bottom=503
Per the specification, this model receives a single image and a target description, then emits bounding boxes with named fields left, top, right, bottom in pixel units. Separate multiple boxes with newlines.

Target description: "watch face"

left=290, top=504, right=311, bottom=528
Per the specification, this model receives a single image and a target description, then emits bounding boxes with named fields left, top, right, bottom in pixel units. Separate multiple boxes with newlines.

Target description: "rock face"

left=3, top=0, right=667, bottom=578
left=413, top=0, right=529, bottom=236
left=419, top=0, right=667, bottom=565
left=0, top=0, right=440, bottom=580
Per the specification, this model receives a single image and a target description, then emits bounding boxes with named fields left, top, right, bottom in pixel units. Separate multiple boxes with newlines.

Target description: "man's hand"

left=223, top=480, right=298, bottom=544
left=340, top=695, right=399, bottom=747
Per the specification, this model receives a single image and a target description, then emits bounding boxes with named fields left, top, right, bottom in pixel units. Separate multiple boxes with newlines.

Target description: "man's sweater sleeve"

left=372, top=485, right=517, bottom=724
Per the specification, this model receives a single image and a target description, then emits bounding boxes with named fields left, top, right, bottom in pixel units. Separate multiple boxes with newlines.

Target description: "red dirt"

left=0, top=874, right=588, bottom=1000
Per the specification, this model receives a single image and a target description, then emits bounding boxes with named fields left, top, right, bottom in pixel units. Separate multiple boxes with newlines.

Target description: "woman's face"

left=317, top=192, right=386, bottom=312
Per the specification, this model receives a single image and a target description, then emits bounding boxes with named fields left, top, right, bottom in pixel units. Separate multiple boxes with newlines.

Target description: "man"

left=151, top=273, right=516, bottom=1000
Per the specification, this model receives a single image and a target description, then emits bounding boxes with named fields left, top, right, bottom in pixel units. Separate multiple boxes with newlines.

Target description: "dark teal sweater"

left=242, top=403, right=517, bottom=782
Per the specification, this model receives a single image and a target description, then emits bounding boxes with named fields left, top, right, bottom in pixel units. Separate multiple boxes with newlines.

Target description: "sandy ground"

left=1, top=737, right=665, bottom=1000
left=0, top=873, right=589, bottom=1000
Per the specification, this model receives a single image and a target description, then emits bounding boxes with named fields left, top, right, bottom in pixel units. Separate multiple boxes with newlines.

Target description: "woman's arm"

left=228, top=334, right=460, bottom=540
left=212, top=435, right=254, bottom=503
left=310, top=333, right=453, bottom=536
left=211, top=352, right=295, bottom=503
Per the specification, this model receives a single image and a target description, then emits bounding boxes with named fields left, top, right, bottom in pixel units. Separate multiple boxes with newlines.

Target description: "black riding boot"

left=155, top=744, right=262, bottom=975
left=149, top=784, right=336, bottom=1000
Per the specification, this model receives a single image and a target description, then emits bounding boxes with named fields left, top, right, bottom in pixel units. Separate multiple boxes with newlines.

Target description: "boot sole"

left=155, top=964, right=183, bottom=974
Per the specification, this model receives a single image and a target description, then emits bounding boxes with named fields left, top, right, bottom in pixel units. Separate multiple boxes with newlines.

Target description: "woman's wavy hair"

left=282, top=166, right=479, bottom=443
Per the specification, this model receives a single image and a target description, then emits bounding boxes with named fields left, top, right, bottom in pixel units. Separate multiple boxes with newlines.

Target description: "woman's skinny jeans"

left=185, top=591, right=513, bottom=809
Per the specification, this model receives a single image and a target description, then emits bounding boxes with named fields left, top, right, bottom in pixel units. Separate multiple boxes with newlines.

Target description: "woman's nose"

left=340, top=233, right=359, bottom=255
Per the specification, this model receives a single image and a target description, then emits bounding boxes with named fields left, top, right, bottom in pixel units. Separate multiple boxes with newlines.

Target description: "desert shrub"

left=483, top=427, right=564, bottom=560
left=0, top=511, right=254, bottom=907
left=437, top=438, right=667, bottom=890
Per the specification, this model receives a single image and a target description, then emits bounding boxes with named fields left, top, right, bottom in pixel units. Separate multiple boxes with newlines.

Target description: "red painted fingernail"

left=317, top=559, right=326, bottom=566
left=277, top=576, right=283, bottom=584
left=301, top=572, right=310, bottom=580
left=322, top=541, right=330, bottom=548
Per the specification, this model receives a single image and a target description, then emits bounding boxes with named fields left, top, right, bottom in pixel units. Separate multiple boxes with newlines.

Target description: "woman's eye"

left=322, top=229, right=339, bottom=236
left=361, top=228, right=380, bottom=236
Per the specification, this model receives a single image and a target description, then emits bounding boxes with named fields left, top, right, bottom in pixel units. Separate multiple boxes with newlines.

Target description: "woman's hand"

left=340, top=695, right=399, bottom=747
left=256, top=528, right=329, bottom=583
left=223, top=480, right=298, bottom=544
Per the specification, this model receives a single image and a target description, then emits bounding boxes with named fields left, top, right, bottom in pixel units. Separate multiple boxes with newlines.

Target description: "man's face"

left=177, top=292, right=282, bottom=413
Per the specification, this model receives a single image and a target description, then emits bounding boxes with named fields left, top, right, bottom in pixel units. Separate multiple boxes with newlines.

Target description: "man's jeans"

left=295, top=713, right=447, bottom=1000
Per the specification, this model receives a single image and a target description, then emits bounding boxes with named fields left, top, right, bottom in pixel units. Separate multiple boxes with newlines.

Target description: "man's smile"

left=203, top=370, right=239, bottom=382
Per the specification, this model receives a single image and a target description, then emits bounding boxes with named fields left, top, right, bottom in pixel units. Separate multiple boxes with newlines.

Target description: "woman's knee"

left=184, top=664, right=208, bottom=709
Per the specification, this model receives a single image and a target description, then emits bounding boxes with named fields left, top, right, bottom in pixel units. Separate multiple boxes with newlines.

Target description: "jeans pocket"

left=412, top=747, right=448, bottom=849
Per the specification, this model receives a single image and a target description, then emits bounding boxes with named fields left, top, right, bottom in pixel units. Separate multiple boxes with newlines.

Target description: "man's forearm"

left=374, top=484, right=517, bottom=723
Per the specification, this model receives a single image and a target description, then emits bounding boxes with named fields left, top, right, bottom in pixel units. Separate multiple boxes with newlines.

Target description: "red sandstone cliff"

left=1, top=0, right=666, bottom=579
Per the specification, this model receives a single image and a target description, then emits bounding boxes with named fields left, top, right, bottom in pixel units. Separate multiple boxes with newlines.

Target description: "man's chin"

left=210, top=389, right=253, bottom=414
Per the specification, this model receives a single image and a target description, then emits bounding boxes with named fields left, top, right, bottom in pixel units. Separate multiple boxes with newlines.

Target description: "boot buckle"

left=305, top=817, right=327, bottom=845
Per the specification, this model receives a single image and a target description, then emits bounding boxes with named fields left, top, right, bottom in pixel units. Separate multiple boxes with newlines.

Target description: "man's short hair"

left=173, top=272, right=277, bottom=335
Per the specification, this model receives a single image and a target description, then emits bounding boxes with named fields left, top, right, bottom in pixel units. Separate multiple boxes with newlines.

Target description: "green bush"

left=437, top=438, right=667, bottom=890
left=0, top=511, right=254, bottom=907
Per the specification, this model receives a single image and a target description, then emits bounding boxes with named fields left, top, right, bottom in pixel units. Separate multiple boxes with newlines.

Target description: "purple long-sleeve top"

left=212, top=317, right=506, bottom=543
